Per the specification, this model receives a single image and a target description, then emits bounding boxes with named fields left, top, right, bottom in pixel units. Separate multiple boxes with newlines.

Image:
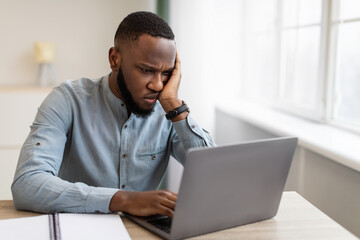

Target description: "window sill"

left=215, top=101, right=360, bottom=173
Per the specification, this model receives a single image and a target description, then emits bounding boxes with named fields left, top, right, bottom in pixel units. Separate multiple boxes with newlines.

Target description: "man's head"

left=109, top=11, right=176, bottom=118
left=114, top=11, right=174, bottom=49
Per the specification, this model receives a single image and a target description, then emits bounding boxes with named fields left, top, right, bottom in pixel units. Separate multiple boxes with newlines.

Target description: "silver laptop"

left=124, top=137, right=298, bottom=240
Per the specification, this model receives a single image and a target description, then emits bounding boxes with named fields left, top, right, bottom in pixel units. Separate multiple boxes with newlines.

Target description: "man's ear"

left=109, top=47, right=121, bottom=71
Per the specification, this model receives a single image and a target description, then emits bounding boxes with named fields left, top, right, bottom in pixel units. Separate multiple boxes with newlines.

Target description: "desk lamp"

left=34, top=42, right=56, bottom=86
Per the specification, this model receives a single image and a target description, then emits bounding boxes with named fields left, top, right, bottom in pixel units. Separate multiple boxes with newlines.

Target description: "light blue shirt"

left=11, top=75, right=214, bottom=213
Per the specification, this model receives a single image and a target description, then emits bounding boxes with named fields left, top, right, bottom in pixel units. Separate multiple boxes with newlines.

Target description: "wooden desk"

left=0, top=192, right=357, bottom=239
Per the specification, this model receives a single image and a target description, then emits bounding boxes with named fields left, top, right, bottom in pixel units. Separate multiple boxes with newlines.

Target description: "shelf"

left=0, top=86, right=53, bottom=93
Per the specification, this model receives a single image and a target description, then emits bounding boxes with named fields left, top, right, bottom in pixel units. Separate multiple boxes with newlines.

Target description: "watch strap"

left=165, top=101, right=190, bottom=120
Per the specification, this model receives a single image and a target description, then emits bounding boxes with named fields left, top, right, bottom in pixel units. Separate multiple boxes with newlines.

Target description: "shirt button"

left=121, top=103, right=125, bottom=107
left=124, top=125, right=127, bottom=129
left=121, top=184, right=126, bottom=189
left=191, top=125, right=195, bottom=129
left=122, top=154, right=127, bottom=158
left=151, top=155, right=156, bottom=160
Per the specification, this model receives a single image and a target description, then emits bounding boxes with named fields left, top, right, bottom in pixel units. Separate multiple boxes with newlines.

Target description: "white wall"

left=169, top=0, right=242, bottom=135
left=0, top=89, right=51, bottom=199
left=0, top=0, right=155, bottom=199
left=0, top=0, right=155, bottom=86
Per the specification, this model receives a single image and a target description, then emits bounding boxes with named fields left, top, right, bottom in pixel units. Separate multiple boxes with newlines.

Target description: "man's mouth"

left=144, top=94, right=159, bottom=105
left=144, top=98, right=157, bottom=104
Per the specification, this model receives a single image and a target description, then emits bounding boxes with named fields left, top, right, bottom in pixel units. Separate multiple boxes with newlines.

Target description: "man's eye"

left=140, top=68, right=152, bottom=73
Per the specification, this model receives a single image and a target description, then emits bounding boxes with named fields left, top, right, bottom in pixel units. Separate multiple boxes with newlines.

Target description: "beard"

left=116, top=66, right=155, bottom=118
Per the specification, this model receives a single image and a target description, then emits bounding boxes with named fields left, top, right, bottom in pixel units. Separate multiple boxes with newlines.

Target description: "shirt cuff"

left=85, top=187, right=119, bottom=213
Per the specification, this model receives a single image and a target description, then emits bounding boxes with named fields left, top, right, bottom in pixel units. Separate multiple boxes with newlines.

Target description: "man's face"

left=116, top=34, right=176, bottom=117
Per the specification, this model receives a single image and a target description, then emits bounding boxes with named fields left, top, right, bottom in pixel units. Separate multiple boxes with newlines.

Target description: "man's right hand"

left=109, top=190, right=178, bottom=218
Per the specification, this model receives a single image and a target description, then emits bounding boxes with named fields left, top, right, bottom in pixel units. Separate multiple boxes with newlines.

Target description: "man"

left=11, top=11, right=214, bottom=218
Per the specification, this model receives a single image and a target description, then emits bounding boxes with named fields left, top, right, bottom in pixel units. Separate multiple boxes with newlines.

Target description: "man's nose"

left=148, top=73, right=164, bottom=92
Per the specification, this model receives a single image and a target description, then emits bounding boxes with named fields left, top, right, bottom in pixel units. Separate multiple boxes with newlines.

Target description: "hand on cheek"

left=159, top=51, right=183, bottom=113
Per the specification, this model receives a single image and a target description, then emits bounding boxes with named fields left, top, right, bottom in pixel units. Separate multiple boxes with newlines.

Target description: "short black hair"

left=114, top=11, right=175, bottom=48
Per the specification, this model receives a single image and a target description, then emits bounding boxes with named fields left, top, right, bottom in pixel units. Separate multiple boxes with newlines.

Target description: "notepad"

left=0, top=213, right=131, bottom=240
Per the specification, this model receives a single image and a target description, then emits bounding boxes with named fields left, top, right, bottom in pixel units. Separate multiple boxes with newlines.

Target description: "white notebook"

left=0, top=213, right=131, bottom=240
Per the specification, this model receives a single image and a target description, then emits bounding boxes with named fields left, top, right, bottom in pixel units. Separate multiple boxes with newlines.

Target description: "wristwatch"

left=165, top=101, right=190, bottom=120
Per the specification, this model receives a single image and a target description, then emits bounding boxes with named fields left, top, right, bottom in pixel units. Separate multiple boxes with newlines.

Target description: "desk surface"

left=0, top=192, right=357, bottom=239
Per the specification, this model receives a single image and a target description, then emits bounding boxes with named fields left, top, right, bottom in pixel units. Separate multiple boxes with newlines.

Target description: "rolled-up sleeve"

left=170, top=115, right=215, bottom=164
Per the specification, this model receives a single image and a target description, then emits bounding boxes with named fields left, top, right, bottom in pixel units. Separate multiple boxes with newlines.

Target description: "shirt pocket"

left=136, top=145, right=170, bottom=170
left=136, top=148, right=168, bottom=161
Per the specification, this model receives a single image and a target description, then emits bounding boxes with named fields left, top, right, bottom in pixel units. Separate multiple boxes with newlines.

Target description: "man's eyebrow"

left=138, top=63, right=174, bottom=72
left=138, top=63, right=156, bottom=70
left=165, top=66, right=175, bottom=72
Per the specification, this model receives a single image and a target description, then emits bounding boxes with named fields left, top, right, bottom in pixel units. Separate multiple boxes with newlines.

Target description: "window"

left=239, top=0, right=360, bottom=133
left=241, top=0, right=279, bottom=102
left=278, top=0, right=323, bottom=119
left=329, top=0, right=360, bottom=131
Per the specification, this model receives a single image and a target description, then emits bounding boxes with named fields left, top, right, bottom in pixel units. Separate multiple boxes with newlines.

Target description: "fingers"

left=158, top=50, right=181, bottom=105
left=157, top=190, right=177, bottom=217
left=166, top=191, right=178, bottom=202
left=175, top=50, right=181, bottom=71
left=117, top=190, right=178, bottom=218
left=158, top=204, right=175, bottom=218
left=160, top=189, right=178, bottom=198
left=159, top=195, right=176, bottom=210
left=171, top=50, right=181, bottom=78
left=157, top=190, right=177, bottom=207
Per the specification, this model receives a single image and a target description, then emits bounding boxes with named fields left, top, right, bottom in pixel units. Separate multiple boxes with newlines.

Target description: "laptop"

left=124, top=137, right=298, bottom=240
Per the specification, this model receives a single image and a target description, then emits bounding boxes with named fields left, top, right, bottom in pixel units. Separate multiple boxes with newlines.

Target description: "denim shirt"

left=11, top=75, right=214, bottom=213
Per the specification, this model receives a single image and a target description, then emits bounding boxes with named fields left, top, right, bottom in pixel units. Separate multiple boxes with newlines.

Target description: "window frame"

left=239, top=0, right=360, bottom=135
left=326, top=0, right=360, bottom=134
left=273, top=0, right=329, bottom=122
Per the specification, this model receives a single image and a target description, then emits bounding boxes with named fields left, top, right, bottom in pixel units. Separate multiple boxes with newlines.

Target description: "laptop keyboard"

left=147, top=217, right=172, bottom=233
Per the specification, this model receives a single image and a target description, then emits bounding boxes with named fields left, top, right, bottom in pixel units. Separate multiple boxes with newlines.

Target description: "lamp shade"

left=34, top=42, right=55, bottom=63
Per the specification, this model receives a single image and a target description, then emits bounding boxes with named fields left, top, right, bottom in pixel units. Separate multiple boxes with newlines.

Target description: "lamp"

left=34, top=42, right=56, bottom=86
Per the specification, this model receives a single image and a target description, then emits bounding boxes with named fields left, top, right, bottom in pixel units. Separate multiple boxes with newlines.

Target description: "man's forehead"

left=135, top=34, right=175, bottom=52
left=122, top=34, right=176, bottom=65
left=117, top=34, right=175, bottom=50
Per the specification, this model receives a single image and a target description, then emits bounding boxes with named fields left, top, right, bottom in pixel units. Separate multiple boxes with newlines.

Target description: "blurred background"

left=0, top=0, right=359, bottom=237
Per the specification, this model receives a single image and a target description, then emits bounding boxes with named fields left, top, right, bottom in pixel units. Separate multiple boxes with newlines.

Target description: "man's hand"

left=109, top=190, right=178, bottom=218
left=158, top=51, right=189, bottom=121
left=158, top=51, right=183, bottom=113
